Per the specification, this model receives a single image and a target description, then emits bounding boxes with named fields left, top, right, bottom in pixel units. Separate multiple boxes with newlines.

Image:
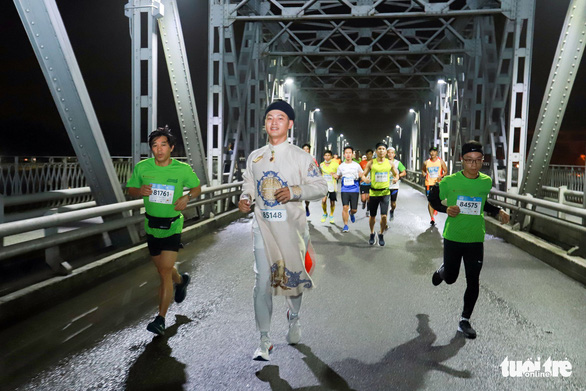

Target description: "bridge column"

left=124, top=0, right=163, bottom=169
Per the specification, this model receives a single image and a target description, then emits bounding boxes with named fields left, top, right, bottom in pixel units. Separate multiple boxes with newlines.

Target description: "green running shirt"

left=439, top=171, right=493, bottom=243
left=127, top=158, right=200, bottom=238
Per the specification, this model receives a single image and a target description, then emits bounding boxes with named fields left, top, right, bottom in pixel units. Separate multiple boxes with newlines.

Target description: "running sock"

left=260, top=331, right=269, bottom=339
left=322, top=203, right=328, bottom=214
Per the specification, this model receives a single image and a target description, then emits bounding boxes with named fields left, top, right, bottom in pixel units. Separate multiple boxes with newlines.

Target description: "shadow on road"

left=256, top=342, right=356, bottom=391
left=406, top=226, right=444, bottom=275
left=256, top=314, right=470, bottom=390
left=335, top=313, right=471, bottom=390
left=125, top=315, right=192, bottom=391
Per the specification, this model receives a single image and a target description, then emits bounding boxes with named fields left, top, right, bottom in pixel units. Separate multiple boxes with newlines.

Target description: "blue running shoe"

left=350, top=213, right=355, bottom=223
left=342, top=225, right=349, bottom=232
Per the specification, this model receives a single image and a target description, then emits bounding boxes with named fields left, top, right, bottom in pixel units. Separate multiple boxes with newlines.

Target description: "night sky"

left=1, top=0, right=584, bottom=165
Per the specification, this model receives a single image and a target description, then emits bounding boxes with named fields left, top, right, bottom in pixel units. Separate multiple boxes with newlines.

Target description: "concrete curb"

left=485, top=219, right=586, bottom=286
left=404, top=178, right=586, bottom=286
left=0, top=208, right=244, bottom=328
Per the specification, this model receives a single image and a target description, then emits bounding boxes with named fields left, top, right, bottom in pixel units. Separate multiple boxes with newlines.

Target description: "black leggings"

left=442, top=239, right=483, bottom=319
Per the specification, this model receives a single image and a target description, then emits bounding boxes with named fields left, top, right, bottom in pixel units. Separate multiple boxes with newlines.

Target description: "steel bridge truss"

left=209, top=0, right=540, bottom=190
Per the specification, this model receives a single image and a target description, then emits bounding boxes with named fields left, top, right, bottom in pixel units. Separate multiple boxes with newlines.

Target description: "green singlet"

left=439, top=171, right=493, bottom=243
left=127, top=158, right=200, bottom=238
left=369, top=158, right=391, bottom=196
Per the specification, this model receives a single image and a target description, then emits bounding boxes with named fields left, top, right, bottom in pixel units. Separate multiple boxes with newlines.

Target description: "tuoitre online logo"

left=500, top=357, right=572, bottom=378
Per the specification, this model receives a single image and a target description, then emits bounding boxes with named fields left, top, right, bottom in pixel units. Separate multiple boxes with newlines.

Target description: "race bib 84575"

left=457, top=195, right=482, bottom=215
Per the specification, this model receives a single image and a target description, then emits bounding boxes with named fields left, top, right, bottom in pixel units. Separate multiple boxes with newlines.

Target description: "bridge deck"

left=1, top=184, right=584, bottom=390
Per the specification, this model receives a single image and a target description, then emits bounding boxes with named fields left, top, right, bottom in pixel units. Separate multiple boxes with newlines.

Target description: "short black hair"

left=149, top=125, right=176, bottom=148
left=324, top=150, right=333, bottom=156
left=302, top=143, right=311, bottom=149
left=375, top=142, right=387, bottom=149
left=429, top=146, right=438, bottom=152
left=343, top=145, right=354, bottom=153
left=366, top=149, right=373, bottom=154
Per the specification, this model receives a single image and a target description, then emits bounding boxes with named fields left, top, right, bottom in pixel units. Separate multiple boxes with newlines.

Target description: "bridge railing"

left=0, top=156, right=134, bottom=196
left=404, top=169, right=586, bottom=256
left=0, top=182, right=243, bottom=276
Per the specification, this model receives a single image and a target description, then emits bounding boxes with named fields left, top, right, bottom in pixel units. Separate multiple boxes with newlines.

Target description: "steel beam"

left=158, top=0, right=209, bottom=185
left=520, top=0, right=586, bottom=197
left=15, top=0, right=139, bottom=244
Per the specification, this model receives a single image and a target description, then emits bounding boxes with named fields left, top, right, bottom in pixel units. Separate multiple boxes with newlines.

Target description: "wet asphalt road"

left=1, top=184, right=584, bottom=391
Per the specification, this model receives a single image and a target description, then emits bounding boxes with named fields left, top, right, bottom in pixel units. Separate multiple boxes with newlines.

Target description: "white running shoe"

left=253, top=336, right=273, bottom=361
left=286, top=310, right=301, bottom=345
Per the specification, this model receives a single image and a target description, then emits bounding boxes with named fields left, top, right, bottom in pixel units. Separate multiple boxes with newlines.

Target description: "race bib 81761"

left=149, top=184, right=175, bottom=204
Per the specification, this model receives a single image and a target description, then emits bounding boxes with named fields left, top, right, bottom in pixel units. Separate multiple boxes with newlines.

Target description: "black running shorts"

left=147, top=234, right=182, bottom=256
left=325, top=191, right=337, bottom=202
left=341, top=192, right=359, bottom=209
left=368, top=195, right=390, bottom=217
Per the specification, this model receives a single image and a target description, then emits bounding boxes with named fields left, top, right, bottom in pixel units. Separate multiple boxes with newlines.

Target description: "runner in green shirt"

left=127, top=126, right=201, bottom=336
left=427, top=140, right=509, bottom=339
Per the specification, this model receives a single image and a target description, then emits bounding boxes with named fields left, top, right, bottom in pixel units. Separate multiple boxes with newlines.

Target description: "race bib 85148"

left=149, top=184, right=175, bottom=204
left=261, top=209, right=287, bottom=221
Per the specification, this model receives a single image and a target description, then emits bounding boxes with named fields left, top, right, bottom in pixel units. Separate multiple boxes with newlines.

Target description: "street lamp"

left=308, top=108, right=321, bottom=156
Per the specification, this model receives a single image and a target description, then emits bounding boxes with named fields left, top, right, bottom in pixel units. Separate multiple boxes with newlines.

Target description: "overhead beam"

left=232, top=9, right=504, bottom=22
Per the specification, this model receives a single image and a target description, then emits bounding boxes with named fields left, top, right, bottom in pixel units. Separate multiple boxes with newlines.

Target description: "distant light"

left=340, top=134, right=344, bottom=137
left=285, top=78, right=294, bottom=85
left=395, top=125, right=400, bottom=129
left=437, top=79, right=446, bottom=85
left=314, top=108, right=320, bottom=112
left=409, top=109, right=415, bottom=113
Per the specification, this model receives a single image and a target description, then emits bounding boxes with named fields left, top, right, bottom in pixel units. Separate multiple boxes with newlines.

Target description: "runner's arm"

left=427, top=183, right=447, bottom=213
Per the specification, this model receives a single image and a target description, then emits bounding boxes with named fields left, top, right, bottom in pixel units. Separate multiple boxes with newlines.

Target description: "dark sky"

left=0, top=0, right=584, bottom=164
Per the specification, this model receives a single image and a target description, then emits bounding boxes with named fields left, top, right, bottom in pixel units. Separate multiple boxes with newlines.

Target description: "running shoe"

left=286, top=310, right=301, bottom=345
left=321, top=214, right=327, bottom=223
left=342, top=225, right=349, bottom=232
left=378, top=234, right=385, bottom=246
left=430, top=219, right=435, bottom=226
left=174, top=273, right=190, bottom=303
left=306, top=207, right=310, bottom=217
left=350, top=213, right=356, bottom=223
left=432, top=264, right=444, bottom=286
left=146, top=315, right=165, bottom=336
left=389, top=210, right=394, bottom=219
left=253, top=336, right=274, bottom=361
left=365, top=210, right=370, bottom=217
left=329, top=215, right=335, bottom=224
left=458, top=320, right=477, bottom=339
left=369, top=233, right=376, bottom=245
